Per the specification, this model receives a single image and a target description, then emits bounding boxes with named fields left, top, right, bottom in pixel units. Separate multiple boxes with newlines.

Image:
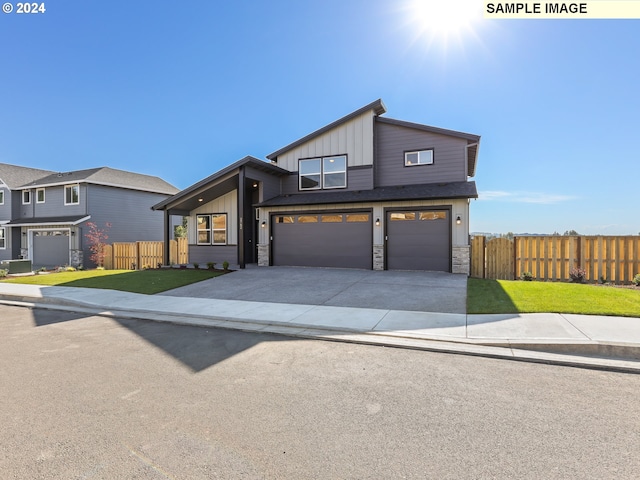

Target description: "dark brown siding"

left=375, top=121, right=467, bottom=187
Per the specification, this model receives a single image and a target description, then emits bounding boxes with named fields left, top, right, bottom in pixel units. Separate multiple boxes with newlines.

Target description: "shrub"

left=192, top=262, right=199, bottom=269
left=0, top=268, right=8, bottom=278
left=207, top=262, right=216, bottom=270
left=222, top=261, right=229, bottom=270
left=633, top=274, right=640, bottom=286
left=569, top=267, right=587, bottom=283
left=520, top=272, right=534, bottom=281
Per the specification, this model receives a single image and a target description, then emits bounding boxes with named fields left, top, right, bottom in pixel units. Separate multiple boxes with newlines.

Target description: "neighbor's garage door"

left=386, top=210, right=450, bottom=271
left=272, top=212, right=372, bottom=269
left=32, top=230, right=70, bottom=269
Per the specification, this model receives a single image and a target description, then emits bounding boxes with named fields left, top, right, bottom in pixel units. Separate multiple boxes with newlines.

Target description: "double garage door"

left=271, top=208, right=451, bottom=271
left=272, top=212, right=372, bottom=269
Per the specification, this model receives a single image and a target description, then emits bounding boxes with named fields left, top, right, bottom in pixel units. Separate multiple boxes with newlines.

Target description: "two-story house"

left=152, top=99, right=479, bottom=274
left=0, top=164, right=179, bottom=269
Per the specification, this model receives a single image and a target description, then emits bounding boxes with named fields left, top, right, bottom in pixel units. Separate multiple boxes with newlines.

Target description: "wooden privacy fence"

left=472, top=235, right=640, bottom=284
left=102, top=238, right=188, bottom=270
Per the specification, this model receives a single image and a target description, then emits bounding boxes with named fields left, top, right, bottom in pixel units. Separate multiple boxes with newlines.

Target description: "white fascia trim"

left=7, top=215, right=91, bottom=227
left=17, top=180, right=176, bottom=195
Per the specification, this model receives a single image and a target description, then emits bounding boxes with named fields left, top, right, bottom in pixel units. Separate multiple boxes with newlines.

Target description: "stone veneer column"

left=373, top=245, right=384, bottom=271
left=452, top=245, right=470, bottom=275
left=257, top=244, right=270, bottom=267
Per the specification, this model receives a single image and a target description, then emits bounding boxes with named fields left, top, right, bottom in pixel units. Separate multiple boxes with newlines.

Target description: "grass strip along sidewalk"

left=1, top=269, right=225, bottom=295
left=468, top=278, right=640, bottom=318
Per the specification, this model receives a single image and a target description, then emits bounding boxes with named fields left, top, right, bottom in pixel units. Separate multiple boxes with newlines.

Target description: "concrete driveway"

left=163, top=266, right=468, bottom=314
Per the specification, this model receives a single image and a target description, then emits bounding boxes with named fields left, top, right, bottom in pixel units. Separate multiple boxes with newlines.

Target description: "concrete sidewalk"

left=1, top=283, right=639, bottom=373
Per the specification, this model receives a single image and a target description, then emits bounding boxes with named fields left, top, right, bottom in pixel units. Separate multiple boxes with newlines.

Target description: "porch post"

left=163, top=209, right=170, bottom=266
left=238, top=167, right=246, bottom=269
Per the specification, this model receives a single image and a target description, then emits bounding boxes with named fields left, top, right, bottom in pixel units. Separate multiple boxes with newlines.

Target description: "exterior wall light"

left=261, top=221, right=266, bottom=228
left=198, top=198, right=203, bottom=202
left=456, top=215, right=462, bottom=225
left=375, top=218, right=380, bottom=226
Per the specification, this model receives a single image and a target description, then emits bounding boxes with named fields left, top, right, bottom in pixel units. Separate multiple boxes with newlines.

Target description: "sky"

left=1, top=0, right=639, bottom=235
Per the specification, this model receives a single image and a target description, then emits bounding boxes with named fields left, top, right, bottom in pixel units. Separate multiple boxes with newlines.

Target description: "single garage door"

left=32, top=230, right=70, bottom=269
left=386, top=209, right=450, bottom=271
left=272, top=212, right=372, bottom=269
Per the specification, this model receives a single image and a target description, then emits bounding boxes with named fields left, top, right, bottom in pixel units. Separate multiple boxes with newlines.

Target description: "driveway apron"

left=162, top=266, right=467, bottom=314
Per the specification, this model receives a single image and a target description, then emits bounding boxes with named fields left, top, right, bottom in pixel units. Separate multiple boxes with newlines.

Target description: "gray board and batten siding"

left=16, top=184, right=88, bottom=219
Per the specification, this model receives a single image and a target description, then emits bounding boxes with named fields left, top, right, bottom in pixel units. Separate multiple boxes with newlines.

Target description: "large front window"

left=65, top=184, right=79, bottom=205
left=299, top=155, right=346, bottom=190
left=196, top=214, right=226, bottom=245
left=0, top=227, right=5, bottom=249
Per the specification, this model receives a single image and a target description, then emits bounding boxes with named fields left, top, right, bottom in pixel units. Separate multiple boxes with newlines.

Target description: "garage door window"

left=276, top=216, right=294, bottom=224
left=346, top=214, right=370, bottom=222
left=321, top=214, right=343, bottom=223
left=420, top=211, right=447, bottom=220
left=390, top=212, right=416, bottom=221
left=298, top=215, right=318, bottom=223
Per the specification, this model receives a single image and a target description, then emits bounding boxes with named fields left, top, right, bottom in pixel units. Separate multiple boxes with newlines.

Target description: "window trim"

left=195, top=213, right=227, bottom=245
left=404, top=148, right=434, bottom=167
left=64, top=184, right=80, bottom=206
left=298, top=155, right=347, bottom=191
left=22, top=190, right=31, bottom=205
left=0, top=227, right=5, bottom=249
left=36, top=188, right=46, bottom=204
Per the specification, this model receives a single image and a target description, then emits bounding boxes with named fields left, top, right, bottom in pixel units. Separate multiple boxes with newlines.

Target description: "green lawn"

left=468, top=278, right=640, bottom=317
left=1, top=268, right=226, bottom=294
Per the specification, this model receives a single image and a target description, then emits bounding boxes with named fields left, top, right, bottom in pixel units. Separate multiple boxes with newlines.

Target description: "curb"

left=2, top=295, right=640, bottom=375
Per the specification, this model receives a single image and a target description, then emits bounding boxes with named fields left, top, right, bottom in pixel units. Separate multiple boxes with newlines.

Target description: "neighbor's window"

left=405, top=149, right=433, bottom=166
left=0, top=190, right=4, bottom=205
left=0, top=227, right=5, bottom=249
left=299, top=155, right=347, bottom=190
left=22, top=190, right=31, bottom=204
left=36, top=188, right=45, bottom=204
left=196, top=214, right=227, bottom=245
left=64, top=184, right=79, bottom=205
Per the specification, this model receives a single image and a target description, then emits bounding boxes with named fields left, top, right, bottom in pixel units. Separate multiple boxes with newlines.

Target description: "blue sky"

left=1, top=1, right=638, bottom=235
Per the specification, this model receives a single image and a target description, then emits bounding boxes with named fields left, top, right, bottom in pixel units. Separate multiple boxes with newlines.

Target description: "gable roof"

left=152, top=155, right=289, bottom=211
left=376, top=117, right=480, bottom=177
left=266, top=99, right=387, bottom=160
left=17, top=166, right=179, bottom=195
left=0, top=163, right=55, bottom=189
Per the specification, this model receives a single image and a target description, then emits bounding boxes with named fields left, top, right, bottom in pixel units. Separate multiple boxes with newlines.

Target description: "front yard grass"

left=468, top=278, right=640, bottom=317
left=1, top=269, right=225, bottom=294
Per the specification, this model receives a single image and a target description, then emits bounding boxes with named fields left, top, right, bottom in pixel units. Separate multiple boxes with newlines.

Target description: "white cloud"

left=478, top=190, right=577, bottom=204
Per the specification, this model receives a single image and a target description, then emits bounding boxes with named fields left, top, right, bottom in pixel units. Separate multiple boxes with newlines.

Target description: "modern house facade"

left=153, top=99, right=479, bottom=273
left=0, top=164, right=179, bottom=269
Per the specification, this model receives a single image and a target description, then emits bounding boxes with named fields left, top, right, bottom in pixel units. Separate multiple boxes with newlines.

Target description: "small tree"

left=174, top=216, right=188, bottom=239
left=85, top=222, right=112, bottom=268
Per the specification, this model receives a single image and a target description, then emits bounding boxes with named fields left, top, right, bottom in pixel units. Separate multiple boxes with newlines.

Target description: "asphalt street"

left=2, top=304, right=640, bottom=479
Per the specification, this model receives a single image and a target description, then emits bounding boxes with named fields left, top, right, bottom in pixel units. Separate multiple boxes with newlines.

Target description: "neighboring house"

left=153, top=99, right=479, bottom=274
left=0, top=164, right=179, bottom=269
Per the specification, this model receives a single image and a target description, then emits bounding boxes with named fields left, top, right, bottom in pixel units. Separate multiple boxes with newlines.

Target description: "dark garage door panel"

left=272, top=215, right=372, bottom=269
left=387, top=211, right=450, bottom=271
left=32, top=232, right=70, bottom=268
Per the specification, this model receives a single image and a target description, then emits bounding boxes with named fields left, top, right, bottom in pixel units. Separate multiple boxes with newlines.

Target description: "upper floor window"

left=22, top=190, right=31, bottom=204
left=405, top=149, right=433, bottom=167
left=299, top=155, right=347, bottom=190
left=65, top=184, right=79, bottom=205
left=36, top=188, right=45, bottom=204
left=0, top=190, right=4, bottom=205
left=196, top=214, right=227, bottom=245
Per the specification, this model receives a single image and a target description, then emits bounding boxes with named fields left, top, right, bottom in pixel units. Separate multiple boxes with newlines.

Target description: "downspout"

left=237, top=167, right=245, bottom=269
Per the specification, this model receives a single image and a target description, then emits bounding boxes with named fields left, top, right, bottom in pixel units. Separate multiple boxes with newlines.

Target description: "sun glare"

left=405, top=0, right=482, bottom=49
